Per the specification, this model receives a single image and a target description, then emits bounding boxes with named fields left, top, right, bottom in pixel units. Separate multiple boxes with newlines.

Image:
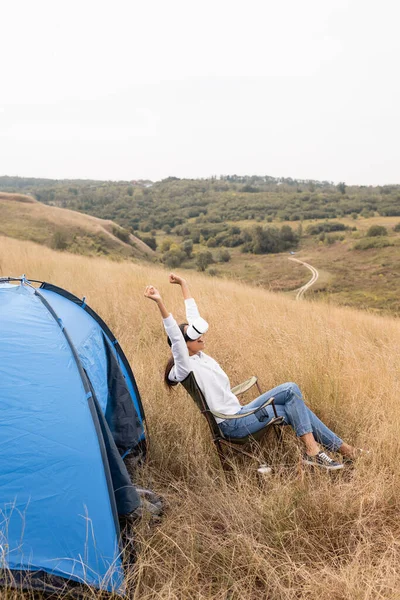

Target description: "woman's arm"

left=144, top=285, right=169, bottom=318
left=169, top=273, right=192, bottom=300
left=169, top=273, right=201, bottom=323
left=144, top=285, right=191, bottom=381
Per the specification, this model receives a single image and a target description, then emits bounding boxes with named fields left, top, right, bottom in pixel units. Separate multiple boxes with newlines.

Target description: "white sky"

left=1, top=0, right=399, bottom=185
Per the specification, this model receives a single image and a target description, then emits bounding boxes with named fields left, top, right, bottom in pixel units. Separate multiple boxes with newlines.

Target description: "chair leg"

left=221, top=439, right=273, bottom=475
left=256, top=380, right=279, bottom=420
left=220, top=439, right=260, bottom=461
left=213, top=438, right=230, bottom=471
left=215, top=438, right=260, bottom=472
left=271, top=399, right=279, bottom=419
left=214, top=426, right=284, bottom=473
left=273, top=425, right=283, bottom=442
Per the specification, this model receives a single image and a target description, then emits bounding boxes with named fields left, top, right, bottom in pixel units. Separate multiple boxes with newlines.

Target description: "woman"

left=145, top=273, right=360, bottom=470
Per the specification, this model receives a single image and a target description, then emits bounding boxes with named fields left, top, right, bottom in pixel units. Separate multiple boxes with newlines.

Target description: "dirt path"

left=288, top=257, right=319, bottom=299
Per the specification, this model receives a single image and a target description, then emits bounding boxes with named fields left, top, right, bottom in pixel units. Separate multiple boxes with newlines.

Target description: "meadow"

left=2, top=235, right=400, bottom=599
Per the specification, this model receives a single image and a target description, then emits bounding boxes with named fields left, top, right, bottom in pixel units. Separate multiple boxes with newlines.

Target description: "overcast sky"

left=1, top=0, right=399, bottom=185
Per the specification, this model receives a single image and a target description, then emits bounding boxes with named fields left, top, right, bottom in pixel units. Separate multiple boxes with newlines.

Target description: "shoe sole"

left=302, top=459, right=344, bottom=470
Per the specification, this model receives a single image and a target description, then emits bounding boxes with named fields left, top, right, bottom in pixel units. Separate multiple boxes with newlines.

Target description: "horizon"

left=1, top=172, right=400, bottom=188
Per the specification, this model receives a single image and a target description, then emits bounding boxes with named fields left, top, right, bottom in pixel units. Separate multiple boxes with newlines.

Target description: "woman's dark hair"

left=164, top=323, right=188, bottom=388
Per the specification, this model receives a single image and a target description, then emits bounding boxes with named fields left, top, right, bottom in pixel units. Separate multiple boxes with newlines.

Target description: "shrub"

left=181, top=239, right=193, bottom=258
left=280, top=225, right=298, bottom=244
left=393, top=223, right=400, bottom=232
left=189, top=231, right=201, bottom=244
left=215, top=232, right=245, bottom=247
left=337, top=182, right=346, bottom=194
left=380, top=207, right=400, bottom=216
left=162, top=244, right=186, bottom=268
left=230, top=226, right=241, bottom=235
left=195, top=251, right=214, bottom=271
left=325, top=234, right=341, bottom=245
left=354, top=237, right=393, bottom=250
left=137, top=234, right=157, bottom=251
left=112, top=226, right=131, bottom=243
left=216, top=249, right=231, bottom=263
left=366, top=225, right=388, bottom=237
left=246, top=225, right=298, bottom=254
left=160, top=238, right=173, bottom=252
left=306, top=222, right=347, bottom=235
left=51, top=230, right=68, bottom=250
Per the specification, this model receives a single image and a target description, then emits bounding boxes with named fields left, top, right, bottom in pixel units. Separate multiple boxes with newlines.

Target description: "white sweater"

left=163, top=298, right=241, bottom=423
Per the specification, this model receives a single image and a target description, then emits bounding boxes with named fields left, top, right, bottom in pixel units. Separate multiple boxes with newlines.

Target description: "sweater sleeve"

left=163, top=314, right=191, bottom=382
left=185, top=298, right=201, bottom=324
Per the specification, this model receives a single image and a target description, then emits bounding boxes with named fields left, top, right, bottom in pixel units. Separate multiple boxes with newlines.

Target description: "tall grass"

left=2, top=235, right=400, bottom=599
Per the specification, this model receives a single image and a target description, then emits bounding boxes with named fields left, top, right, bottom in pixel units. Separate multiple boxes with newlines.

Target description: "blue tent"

left=0, top=276, right=147, bottom=594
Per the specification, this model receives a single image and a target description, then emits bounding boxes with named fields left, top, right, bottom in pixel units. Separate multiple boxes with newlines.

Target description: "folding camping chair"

left=180, top=372, right=284, bottom=471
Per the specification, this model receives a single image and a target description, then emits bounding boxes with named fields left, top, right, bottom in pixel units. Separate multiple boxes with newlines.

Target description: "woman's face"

left=184, top=325, right=206, bottom=355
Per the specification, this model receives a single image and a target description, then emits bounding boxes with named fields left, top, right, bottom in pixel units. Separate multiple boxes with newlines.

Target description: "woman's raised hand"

left=169, top=272, right=192, bottom=300
left=169, top=272, right=186, bottom=286
left=144, top=285, right=170, bottom=318
left=144, top=285, right=162, bottom=303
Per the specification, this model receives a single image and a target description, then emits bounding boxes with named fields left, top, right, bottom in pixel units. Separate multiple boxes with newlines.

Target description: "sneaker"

left=303, top=451, right=344, bottom=471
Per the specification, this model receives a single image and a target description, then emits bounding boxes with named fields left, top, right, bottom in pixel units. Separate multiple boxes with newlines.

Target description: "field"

left=2, top=235, right=400, bottom=599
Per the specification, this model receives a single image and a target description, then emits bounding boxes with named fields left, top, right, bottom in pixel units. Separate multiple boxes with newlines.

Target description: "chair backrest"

left=180, top=372, right=223, bottom=440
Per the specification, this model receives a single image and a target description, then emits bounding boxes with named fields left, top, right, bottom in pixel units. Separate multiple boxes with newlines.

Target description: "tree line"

left=1, top=175, right=399, bottom=258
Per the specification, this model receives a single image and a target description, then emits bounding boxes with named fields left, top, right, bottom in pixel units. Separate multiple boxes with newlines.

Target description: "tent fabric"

left=87, top=376, right=140, bottom=516
left=0, top=279, right=146, bottom=594
left=39, top=282, right=145, bottom=427
left=103, top=334, right=142, bottom=455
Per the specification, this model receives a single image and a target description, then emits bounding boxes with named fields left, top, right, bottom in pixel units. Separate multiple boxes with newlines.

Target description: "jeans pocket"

left=255, top=407, right=269, bottom=422
left=220, top=418, right=239, bottom=435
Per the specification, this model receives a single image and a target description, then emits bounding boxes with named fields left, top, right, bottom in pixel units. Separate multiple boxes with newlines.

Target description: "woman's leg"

left=221, top=382, right=343, bottom=453
left=219, top=382, right=310, bottom=439
left=301, top=404, right=343, bottom=452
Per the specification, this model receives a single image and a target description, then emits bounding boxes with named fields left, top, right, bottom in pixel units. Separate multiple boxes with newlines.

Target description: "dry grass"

left=0, top=192, right=36, bottom=203
left=2, top=235, right=400, bottom=599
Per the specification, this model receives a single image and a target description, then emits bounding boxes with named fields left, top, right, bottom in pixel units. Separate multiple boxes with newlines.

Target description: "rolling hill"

left=0, top=192, right=155, bottom=260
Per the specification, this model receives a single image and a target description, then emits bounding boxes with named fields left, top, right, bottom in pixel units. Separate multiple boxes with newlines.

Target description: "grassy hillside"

left=0, top=192, right=154, bottom=260
left=2, top=235, right=400, bottom=599
left=1, top=176, right=400, bottom=315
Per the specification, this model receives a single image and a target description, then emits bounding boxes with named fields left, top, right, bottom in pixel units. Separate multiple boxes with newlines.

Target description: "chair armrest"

left=231, top=376, right=258, bottom=396
left=208, top=396, right=276, bottom=420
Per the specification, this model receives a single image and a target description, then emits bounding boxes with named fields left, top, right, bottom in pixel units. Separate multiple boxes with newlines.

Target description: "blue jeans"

left=219, top=382, right=343, bottom=451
